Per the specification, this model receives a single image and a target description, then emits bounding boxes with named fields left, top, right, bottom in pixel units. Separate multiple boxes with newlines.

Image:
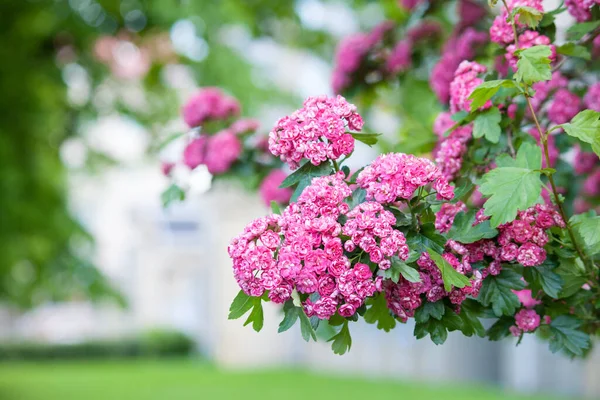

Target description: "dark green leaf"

left=385, top=257, right=421, bottom=283
left=414, top=319, right=448, bottom=345
left=548, top=316, right=590, bottom=357
left=457, top=299, right=486, bottom=337
left=515, top=45, right=552, bottom=85
left=279, top=161, right=332, bottom=188
left=426, top=247, right=471, bottom=292
left=486, top=317, right=515, bottom=340
left=478, top=268, right=526, bottom=316
left=407, top=223, right=446, bottom=254
left=479, top=142, right=542, bottom=227
left=473, top=107, right=502, bottom=143
left=524, top=264, right=563, bottom=299
left=363, top=293, right=397, bottom=332
left=328, top=321, right=352, bottom=355
left=414, top=301, right=445, bottom=324
left=228, top=290, right=254, bottom=320
left=243, top=298, right=264, bottom=332
left=556, top=257, right=588, bottom=298
left=278, top=301, right=299, bottom=333
left=299, top=308, right=317, bottom=342
left=447, top=210, right=498, bottom=244
left=574, top=216, right=600, bottom=255
left=351, top=132, right=381, bottom=147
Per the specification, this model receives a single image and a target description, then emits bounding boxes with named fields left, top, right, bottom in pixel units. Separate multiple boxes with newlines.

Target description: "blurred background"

left=0, top=0, right=598, bottom=399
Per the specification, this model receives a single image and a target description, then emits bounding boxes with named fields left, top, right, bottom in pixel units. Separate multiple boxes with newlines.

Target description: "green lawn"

left=0, top=359, right=568, bottom=400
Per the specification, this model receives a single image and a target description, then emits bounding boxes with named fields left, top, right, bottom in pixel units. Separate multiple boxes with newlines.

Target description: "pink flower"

left=386, top=40, right=412, bottom=75
left=269, top=95, right=361, bottom=169
left=584, top=83, right=600, bottom=112
left=574, top=146, right=599, bottom=174
left=513, top=289, right=541, bottom=308
left=357, top=153, right=448, bottom=203
left=449, top=61, right=489, bottom=113
left=548, top=89, right=582, bottom=125
left=583, top=169, right=600, bottom=197
left=182, top=87, right=240, bottom=128
left=259, top=170, right=293, bottom=206
left=204, top=130, right=242, bottom=175
left=435, top=202, right=467, bottom=233
left=183, top=136, right=208, bottom=169
left=517, top=242, right=546, bottom=267
left=161, top=162, right=175, bottom=176
left=515, top=309, right=541, bottom=332
left=490, top=0, right=544, bottom=45
left=230, top=118, right=260, bottom=135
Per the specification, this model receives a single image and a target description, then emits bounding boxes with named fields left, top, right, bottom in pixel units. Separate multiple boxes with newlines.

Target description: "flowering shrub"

left=161, top=87, right=292, bottom=208
left=227, top=1, right=600, bottom=358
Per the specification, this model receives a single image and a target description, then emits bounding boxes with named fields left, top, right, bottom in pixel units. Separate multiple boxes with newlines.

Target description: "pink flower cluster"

left=342, top=202, right=410, bottom=269
left=229, top=173, right=384, bottom=319
left=386, top=40, right=412, bottom=75
left=584, top=82, right=600, bottom=112
left=268, top=95, right=363, bottom=169
left=566, top=0, right=600, bottom=21
left=384, top=251, right=482, bottom=321
left=182, top=88, right=240, bottom=128
left=496, top=204, right=565, bottom=267
left=259, top=170, right=293, bottom=206
left=183, top=130, right=242, bottom=174
left=548, top=88, right=582, bottom=125
left=332, top=22, right=393, bottom=93
left=530, top=72, right=568, bottom=112
left=435, top=202, right=467, bottom=233
left=449, top=61, right=489, bottom=113
left=357, top=153, right=455, bottom=203
left=430, top=28, right=488, bottom=103
left=511, top=309, right=541, bottom=336
left=432, top=113, right=472, bottom=180
left=490, top=0, right=544, bottom=45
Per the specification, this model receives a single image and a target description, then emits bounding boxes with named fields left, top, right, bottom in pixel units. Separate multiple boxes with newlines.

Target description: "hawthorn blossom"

left=259, top=170, right=293, bottom=206
left=182, top=87, right=240, bottom=128
left=268, top=95, right=362, bottom=169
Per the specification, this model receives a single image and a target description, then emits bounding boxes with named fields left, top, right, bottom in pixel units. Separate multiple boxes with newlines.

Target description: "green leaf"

left=447, top=210, right=498, bottom=244
left=451, top=111, right=469, bottom=122
left=567, top=20, right=600, bottom=41
left=161, top=184, right=186, bottom=207
left=515, top=45, right=552, bottom=85
left=414, top=301, right=445, bottom=324
left=473, top=107, right=502, bottom=143
left=479, top=142, right=542, bottom=227
left=457, top=299, right=486, bottom=337
left=426, top=247, right=471, bottom=292
left=486, top=317, right=515, bottom=340
left=524, top=264, right=563, bottom=299
left=385, top=257, right=421, bottom=283
left=556, top=258, right=587, bottom=298
left=270, top=201, right=282, bottom=215
left=351, top=132, right=381, bottom=147
left=559, top=110, right=600, bottom=157
left=278, top=301, right=299, bottom=333
left=363, top=293, right=397, bottom=332
left=328, top=321, right=352, bottom=355
left=573, top=216, right=600, bottom=255
left=299, top=308, right=317, bottom=342
left=548, top=316, right=590, bottom=357
left=512, top=6, right=543, bottom=28
left=414, top=319, right=448, bottom=345
left=346, top=188, right=367, bottom=210
left=243, top=298, right=264, bottom=332
left=468, top=80, right=517, bottom=112
left=228, top=290, right=254, bottom=320
left=556, top=43, right=591, bottom=60
left=407, top=223, right=446, bottom=254
left=478, top=268, right=526, bottom=316
left=279, top=161, right=332, bottom=188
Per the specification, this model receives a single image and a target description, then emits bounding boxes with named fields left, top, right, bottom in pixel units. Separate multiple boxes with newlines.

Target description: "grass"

left=0, top=359, right=568, bottom=400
